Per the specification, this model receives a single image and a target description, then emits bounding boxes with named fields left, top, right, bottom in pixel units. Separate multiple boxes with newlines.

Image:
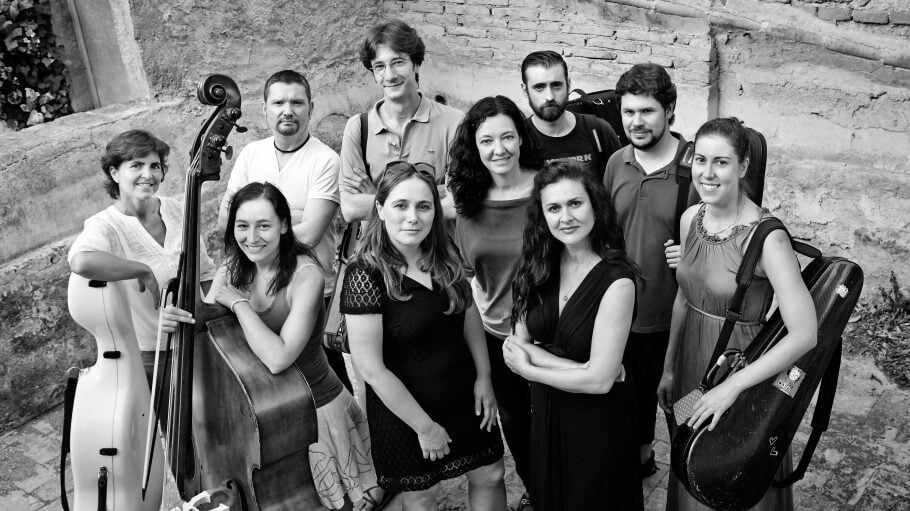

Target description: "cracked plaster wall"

left=1, top=0, right=908, bottom=432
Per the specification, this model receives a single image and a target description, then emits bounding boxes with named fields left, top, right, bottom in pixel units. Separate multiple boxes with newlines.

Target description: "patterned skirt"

left=308, top=389, right=378, bottom=509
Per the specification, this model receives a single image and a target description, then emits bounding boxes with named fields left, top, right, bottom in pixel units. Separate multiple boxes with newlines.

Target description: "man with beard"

left=339, top=20, right=462, bottom=222
left=521, top=50, right=620, bottom=180
left=603, top=63, right=694, bottom=478
left=217, top=69, right=352, bottom=392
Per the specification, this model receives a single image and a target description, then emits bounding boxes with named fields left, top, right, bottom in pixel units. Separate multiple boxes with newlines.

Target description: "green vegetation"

left=846, top=271, right=910, bottom=388
left=1, top=0, right=72, bottom=130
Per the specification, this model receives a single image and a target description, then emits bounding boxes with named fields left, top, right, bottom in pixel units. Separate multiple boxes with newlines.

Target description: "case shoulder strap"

left=774, top=340, right=841, bottom=487
left=703, top=217, right=789, bottom=385
left=60, top=368, right=79, bottom=511
left=673, top=141, right=694, bottom=243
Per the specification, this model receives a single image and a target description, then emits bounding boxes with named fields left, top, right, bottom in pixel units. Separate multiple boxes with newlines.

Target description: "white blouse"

left=68, top=196, right=216, bottom=351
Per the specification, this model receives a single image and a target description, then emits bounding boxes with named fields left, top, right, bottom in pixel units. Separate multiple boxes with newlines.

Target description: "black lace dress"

left=340, top=263, right=504, bottom=492
left=525, top=259, right=644, bottom=511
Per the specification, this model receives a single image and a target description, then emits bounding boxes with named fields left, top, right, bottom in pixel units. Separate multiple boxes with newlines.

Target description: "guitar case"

left=671, top=220, right=863, bottom=511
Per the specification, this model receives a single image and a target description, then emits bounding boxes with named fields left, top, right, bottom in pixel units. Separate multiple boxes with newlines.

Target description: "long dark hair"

left=353, top=163, right=471, bottom=314
left=448, top=95, right=543, bottom=219
left=223, top=182, right=321, bottom=295
left=511, top=162, right=637, bottom=323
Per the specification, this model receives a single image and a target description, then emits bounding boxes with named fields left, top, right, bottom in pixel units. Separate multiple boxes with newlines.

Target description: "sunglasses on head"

left=384, top=160, right=436, bottom=178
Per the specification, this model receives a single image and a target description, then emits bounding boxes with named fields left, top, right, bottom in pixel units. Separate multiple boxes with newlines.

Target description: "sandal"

left=358, top=486, right=396, bottom=511
left=641, top=451, right=659, bottom=479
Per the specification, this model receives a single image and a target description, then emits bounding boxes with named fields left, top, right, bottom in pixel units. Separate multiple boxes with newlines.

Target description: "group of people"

left=68, top=18, right=817, bottom=511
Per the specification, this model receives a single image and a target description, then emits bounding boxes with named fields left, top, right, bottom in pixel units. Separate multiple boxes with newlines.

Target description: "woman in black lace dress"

left=504, top=162, right=644, bottom=511
left=340, top=162, right=505, bottom=510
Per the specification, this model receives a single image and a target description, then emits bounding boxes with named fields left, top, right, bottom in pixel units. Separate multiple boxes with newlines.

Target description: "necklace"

left=560, top=254, right=599, bottom=304
left=703, top=197, right=744, bottom=236
left=273, top=134, right=310, bottom=154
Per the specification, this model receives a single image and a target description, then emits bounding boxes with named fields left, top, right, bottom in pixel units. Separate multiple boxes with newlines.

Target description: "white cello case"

left=67, top=274, right=163, bottom=510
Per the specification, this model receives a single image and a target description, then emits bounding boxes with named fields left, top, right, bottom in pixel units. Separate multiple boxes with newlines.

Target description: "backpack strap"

left=673, top=141, right=695, bottom=244
left=702, top=217, right=789, bottom=387
left=773, top=339, right=841, bottom=487
left=60, top=368, right=80, bottom=511
left=359, top=112, right=370, bottom=176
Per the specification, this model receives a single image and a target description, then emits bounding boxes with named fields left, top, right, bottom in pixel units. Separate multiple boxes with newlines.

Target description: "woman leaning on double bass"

left=68, top=129, right=216, bottom=406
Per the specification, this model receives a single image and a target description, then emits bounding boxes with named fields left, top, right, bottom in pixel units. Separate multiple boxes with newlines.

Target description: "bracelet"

left=230, top=298, right=250, bottom=313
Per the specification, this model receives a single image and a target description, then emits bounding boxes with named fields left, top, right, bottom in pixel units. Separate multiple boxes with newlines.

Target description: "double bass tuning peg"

left=225, top=107, right=247, bottom=133
left=220, top=145, right=234, bottom=160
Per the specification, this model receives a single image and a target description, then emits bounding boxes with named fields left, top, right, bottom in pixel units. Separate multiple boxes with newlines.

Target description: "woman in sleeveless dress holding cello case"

left=657, top=118, right=817, bottom=511
left=206, top=181, right=387, bottom=511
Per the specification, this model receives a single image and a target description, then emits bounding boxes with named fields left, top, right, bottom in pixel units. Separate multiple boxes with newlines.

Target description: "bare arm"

left=70, top=251, right=159, bottom=301
left=688, top=229, right=817, bottom=430
left=657, top=289, right=689, bottom=412
left=504, top=278, right=635, bottom=394
left=463, top=304, right=497, bottom=431
left=291, top=198, right=338, bottom=246
left=657, top=204, right=698, bottom=411
left=210, top=264, right=324, bottom=374
left=508, top=320, right=586, bottom=370
left=347, top=313, right=452, bottom=459
left=339, top=116, right=377, bottom=222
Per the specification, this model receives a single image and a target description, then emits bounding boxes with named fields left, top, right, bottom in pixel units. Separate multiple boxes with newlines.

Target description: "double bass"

left=150, top=74, right=322, bottom=510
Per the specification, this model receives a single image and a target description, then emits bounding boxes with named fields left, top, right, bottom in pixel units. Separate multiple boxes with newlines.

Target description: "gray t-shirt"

left=454, top=197, right=531, bottom=339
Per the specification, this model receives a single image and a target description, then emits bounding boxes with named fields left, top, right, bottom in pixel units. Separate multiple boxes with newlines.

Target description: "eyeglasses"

left=370, top=58, right=411, bottom=77
left=384, top=160, right=436, bottom=179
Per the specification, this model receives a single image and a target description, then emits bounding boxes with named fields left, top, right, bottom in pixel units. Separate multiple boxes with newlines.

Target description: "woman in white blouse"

left=68, top=130, right=215, bottom=387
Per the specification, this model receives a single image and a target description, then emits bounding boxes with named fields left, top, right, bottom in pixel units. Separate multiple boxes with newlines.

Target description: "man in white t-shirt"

left=217, top=69, right=350, bottom=390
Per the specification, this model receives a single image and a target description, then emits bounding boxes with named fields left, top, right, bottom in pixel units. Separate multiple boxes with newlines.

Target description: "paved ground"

left=2, top=355, right=909, bottom=510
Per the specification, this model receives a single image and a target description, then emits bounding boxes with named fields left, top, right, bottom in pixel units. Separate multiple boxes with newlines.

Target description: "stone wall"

left=1, top=0, right=908, bottom=431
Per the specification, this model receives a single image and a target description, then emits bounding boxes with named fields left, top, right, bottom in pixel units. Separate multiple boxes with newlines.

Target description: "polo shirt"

left=603, top=133, right=694, bottom=333
left=340, top=94, right=464, bottom=184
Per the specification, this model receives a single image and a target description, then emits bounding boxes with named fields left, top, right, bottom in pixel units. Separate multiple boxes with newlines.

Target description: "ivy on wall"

left=1, top=0, right=72, bottom=130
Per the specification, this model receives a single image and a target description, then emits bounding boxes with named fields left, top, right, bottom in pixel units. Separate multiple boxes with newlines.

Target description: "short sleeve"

left=340, top=263, right=384, bottom=314
left=339, top=114, right=366, bottom=181
left=451, top=219, right=475, bottom=279
left=308, top=149, right=340, bottom=204
left=220, top=145, right=252, bottom=212
left=68, top=214, right=119, bottom=263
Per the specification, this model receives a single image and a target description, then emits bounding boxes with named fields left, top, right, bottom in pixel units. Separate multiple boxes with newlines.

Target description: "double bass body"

left=189, top=314, right=321, bottom=510
left=67, top=274, right=164, bottom=511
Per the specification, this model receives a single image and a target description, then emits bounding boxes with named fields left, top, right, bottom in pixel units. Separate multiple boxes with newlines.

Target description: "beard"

left=531, top=98, right=567, bottom=122
left=276, top=118, right=299, bottom=136
left=628, top=123, right=666, bottom=151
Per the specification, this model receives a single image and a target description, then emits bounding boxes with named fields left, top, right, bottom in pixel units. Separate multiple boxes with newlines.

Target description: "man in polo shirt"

left=216, top=69, right=352, bottom=392
left=602, top=63, right=693, bottom=478
left=339, top=20, right=463, bottom=222
left=521, top=50, right=621, bottom=181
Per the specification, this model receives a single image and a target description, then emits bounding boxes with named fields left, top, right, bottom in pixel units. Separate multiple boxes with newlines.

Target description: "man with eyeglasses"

left=217, top=69, right=352, bottom=392
left=339, top=19, right=463, bottom=222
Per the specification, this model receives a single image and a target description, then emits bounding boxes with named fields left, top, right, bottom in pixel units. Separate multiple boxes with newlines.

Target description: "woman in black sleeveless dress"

left=505, top=162, right=644, bottom=511
left=340, top=162, right=505, bottom=510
